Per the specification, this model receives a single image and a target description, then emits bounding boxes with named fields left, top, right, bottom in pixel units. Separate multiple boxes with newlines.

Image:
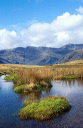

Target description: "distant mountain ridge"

left=58, top=49, right=83, bottom=64
left=0, top=44, right=83, bottom=65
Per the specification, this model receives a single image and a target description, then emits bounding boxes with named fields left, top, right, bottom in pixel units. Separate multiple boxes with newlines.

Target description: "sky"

left=0, top=0, right=83, bottom=50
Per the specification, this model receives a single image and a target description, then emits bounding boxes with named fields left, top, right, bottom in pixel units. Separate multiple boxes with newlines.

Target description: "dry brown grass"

left=62, top=59, right=83, bottom=65
left=0, top=60, right=83, bottom=86
left=14, top=68, right=52, bottom=87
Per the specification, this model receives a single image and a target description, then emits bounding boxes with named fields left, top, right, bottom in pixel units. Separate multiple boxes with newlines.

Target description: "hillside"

left=0, top=44, right=83, bottom=65
left=58, top=49, right=83, bottom=64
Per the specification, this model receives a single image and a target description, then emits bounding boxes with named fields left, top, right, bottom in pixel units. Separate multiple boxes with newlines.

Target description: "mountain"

left=61, top=44, right=83, bottom=51
left=0, top=46, right=63, bottom=65
left=0, top=44, right=83, bottom=65
left=58, top=49, right=83, bottom=64
left=0, top=57, right=10, bottom=64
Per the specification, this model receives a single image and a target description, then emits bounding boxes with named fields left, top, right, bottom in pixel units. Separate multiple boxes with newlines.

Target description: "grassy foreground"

left=19, top=96, right=71, bottom=121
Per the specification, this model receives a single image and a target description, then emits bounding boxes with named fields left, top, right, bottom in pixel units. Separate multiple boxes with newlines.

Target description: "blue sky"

left=0, top=0, right=82, bottom=27
left=0, top=0, right=83, bottom=49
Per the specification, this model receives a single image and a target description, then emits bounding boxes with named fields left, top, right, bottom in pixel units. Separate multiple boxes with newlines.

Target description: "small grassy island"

left=4, top=73, right=52, bottom=93
left=19, top=96, right=71, bottom=121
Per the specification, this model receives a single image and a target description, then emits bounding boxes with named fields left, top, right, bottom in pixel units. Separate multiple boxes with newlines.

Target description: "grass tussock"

left=4, top=73, right=17, bottom=81
left=12, top=69, right=52, bottom=92
left=19, top=96, right=71, bottom=121
left=14, top=85, right=28, bottom=93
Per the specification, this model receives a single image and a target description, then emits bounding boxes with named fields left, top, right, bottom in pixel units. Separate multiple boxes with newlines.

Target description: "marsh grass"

left=4, top=73, right=17, bottom=81
left=63, top=74, right=80, bottom=79
left=19, top=96, right=71, bottom=121
left=1, top=60, right=83, bottom=93
left=1, top=61, right=82, bottom=121
left=14, top=85, right=28, bottom=93
left=12, top=69, right=52, bottom=91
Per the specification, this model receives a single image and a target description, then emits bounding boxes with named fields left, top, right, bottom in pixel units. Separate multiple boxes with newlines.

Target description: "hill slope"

left=0, top=44, right=83, bottom=65
left=58, top=49, right=83, bottom=64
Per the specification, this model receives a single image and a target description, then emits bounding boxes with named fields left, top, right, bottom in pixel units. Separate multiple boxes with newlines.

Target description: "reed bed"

left=0, top=60, right=83, bottom=88
left=11, top=66, right=83, bottom=88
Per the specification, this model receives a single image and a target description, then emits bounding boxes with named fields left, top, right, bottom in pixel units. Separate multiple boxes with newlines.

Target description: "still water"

left=0, top=75, right=83, bottom=128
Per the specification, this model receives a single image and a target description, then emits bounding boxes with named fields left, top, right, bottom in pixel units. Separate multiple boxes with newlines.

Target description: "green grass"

left=19, top=96, right=71, bottom=121
left=14, top=84, right=52, bottom=94
left=63, top=74, right=79, bottom=79
left=4, top=74, right=17, bottom=81
left=14, top=85, right=28, bottom=93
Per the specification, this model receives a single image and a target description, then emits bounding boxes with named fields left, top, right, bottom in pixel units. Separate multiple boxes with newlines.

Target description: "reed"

left=1, top=60, right=83, bottom=89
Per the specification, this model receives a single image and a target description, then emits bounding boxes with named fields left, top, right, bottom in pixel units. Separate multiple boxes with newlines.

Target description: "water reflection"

left=51, top=79, right=83, bottom=98
left=0, top=76, right=14, bottom=96
left=18, top=87, right=52, bottom=103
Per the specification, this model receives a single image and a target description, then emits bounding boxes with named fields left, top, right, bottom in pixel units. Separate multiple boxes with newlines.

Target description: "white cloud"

left=20, top=12, right=83, bottom=47
left=76, top=6, right=83, bottom=14
left=0, top=10, right=83, bottom=50
left=0, top=29, right=23, bottom=50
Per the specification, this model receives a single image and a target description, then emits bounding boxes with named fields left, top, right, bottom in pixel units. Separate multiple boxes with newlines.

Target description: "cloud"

left=0, top=29, right=23, bottom=50
left=20, top=12, right=83, bottom=47
left=0, top=10, right=83, bottom=50
left=76, top=6, right=83, bottom=14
